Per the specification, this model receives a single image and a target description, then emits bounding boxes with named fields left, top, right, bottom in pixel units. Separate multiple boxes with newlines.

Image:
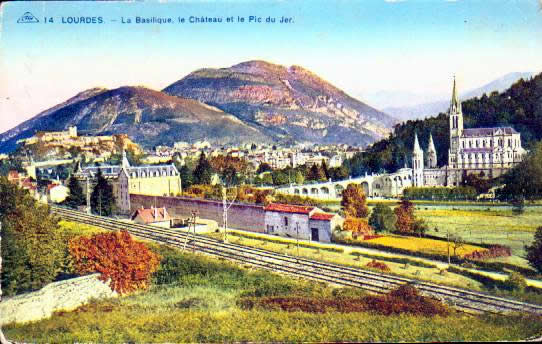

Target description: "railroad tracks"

left=52, top=206, right=542, bottom=316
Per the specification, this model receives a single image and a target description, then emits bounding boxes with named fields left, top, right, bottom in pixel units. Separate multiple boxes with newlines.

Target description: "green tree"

left=178, top=165, right=194, bottom=189
left=499, top=141, right=542, bottom=202
left=294, top=170, right=305, bottom=185
left=341, top=183, right=369, bottom=218
left=91, top=168, right=114, bottom=216
left=525, top=226, right=542, bottom=273
left=307, top=164, right=326, bottom=182
left=256, top=162, right=272, bottom=174
left=63, top=177, right=85, bottom=209
left=1, top=177, right=65, bottom=296
left=368, top=203, right=396, bottom=232
left=321, top=159, right=330, bottom=180
left=272, top=171, right=289, bottom=185
left=193, top=151, right=213, bottom=185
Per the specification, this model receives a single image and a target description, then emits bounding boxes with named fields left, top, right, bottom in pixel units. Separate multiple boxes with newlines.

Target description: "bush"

left=238, top=285, right=449, bottom=317
left=503, top=272, right=528, bottom=292
left=343, top=217, right=374, bottom=238
left=69, top=230, right=160, bottom=294
left=464, top=245, right=511, bottom=261
left=365, top=260, right=390, bottom=272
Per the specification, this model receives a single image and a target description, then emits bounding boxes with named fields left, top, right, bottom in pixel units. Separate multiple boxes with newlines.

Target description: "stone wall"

left=130, top=194, right=266, bottom=232
left=0, top=274, right=117, bottom=326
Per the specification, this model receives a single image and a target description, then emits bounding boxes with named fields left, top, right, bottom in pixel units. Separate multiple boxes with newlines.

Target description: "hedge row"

left=447, top=266, right=542, bottom=295
left=350, top=251, right=438, bottom=269
left=230, top=232, right=345, bottom=253
left=338, top=237, right=535, bottom=276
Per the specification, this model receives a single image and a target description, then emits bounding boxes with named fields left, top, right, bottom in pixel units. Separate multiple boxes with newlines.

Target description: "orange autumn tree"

left=393, top=199, right=416, bottom=234
left=343, top=217, right=374, bottom=238
left=69, top=230, right=160, bottom=294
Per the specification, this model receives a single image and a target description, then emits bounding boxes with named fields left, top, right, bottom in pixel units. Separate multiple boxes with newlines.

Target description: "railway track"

left=52, top=206, right=542, bottom=316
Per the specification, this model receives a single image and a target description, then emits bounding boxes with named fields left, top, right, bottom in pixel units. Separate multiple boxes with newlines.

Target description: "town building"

left=73, top=151, right=182, bottom=214
left=263, top=203, right=344, bottom=242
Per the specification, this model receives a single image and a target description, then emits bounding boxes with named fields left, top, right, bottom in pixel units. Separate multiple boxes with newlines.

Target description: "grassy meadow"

left=4, top=244, right=542, bottom=343
left=417, top=206, right=542, bottom=261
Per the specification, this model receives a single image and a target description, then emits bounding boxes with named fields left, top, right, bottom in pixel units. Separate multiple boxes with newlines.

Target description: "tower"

left=449, top=76, right=463, bottom=151
left=427, top=133, right=437, bottom=168
left=121, top=150, right=131, bottom=168
left=412, top=132, right=424, bottom=187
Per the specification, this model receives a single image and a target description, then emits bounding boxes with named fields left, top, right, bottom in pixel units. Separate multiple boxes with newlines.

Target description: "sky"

left=1, top=0, right=541, bottom=133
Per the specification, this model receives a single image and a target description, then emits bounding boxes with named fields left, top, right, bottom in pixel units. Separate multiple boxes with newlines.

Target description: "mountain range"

left=0, top=61, right=396, bottom=153
left=380, top=72, right=535, bottom=121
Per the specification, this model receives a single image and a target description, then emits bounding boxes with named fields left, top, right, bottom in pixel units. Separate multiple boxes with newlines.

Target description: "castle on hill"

left=412, top=78, right=526, bottom=187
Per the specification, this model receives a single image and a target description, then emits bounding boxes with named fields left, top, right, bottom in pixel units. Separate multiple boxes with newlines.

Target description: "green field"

left=417, top=206, right=542, bottom=261
left=5, top=244, right=542, bottom=343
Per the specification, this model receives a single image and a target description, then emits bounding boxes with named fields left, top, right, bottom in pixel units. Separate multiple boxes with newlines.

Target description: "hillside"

left=383, top=72, right=534, bottom=121
left=348, top=72, right=542, bottom=175
left=163, top=60, right=396, bottom=146
left=0, top=86, right=274, bottom=152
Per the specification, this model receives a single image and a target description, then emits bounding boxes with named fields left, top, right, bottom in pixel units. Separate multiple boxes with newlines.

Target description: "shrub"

left=69, top=230, right=160, bottom=294
left=503, top=272, right=528, bottom=292
left=238, top=285, right=449, bottom=317
left=343, top=217, right=374, bottom=238
left=464, top=245, right=511, bottom=261
left=365, top=260, right=390, bottom=272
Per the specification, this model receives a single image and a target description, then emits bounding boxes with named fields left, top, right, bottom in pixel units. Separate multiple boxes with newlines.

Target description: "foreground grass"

left=5, top=243, right=542, bottom=342
left=7, top=304, right=542, bottom=342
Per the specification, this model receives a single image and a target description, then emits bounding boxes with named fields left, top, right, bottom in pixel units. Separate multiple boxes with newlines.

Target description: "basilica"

left=412, top=78, right=527, bottom=187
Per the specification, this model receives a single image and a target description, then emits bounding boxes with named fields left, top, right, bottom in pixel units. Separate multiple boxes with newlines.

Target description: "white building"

left=412, top=78, right=527, bottom=187
left=264, top=203, right=343, bottom=242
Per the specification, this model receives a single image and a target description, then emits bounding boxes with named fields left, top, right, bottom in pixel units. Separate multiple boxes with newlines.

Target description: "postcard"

left=1, top=0, right=542, bottom=343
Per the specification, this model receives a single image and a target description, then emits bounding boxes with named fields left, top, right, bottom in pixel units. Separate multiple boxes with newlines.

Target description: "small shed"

left=131, top=206, right=172, bottom=228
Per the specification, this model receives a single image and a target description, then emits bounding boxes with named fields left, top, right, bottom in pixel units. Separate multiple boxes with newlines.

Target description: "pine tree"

left=193, top=151, right=213, bottom=185
left=90, top=168, right=114, bottom=216
left=321, top=159, right=330, bottom=180
left=526, top=226, right=542, bottom=273
left=64, top=176, right=85, bottom=209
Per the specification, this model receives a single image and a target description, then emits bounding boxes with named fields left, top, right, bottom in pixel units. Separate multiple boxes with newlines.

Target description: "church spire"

left=413, top=132, right=422, bottom=153
left=121, top=149, right=131, bottom=168
left=451, top=75, right=461, bottom=110
left=428, top=133, right=436, bottom=153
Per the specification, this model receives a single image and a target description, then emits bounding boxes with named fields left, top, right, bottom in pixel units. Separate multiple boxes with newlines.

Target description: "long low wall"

left=130, top=194, right=266, bottom=233
left=0, top=273, right=117, bottom=326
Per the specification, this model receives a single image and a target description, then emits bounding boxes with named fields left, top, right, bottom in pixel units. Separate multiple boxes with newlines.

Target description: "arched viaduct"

left=274, top=168, right=413, bottom=200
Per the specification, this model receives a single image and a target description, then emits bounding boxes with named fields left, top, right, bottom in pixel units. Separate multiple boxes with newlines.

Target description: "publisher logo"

left=17, top=12, right=39, bottom=24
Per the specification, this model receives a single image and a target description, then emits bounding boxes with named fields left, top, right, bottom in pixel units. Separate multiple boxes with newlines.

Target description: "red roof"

left=132, top=207, right=171, bottom=224
left=310, top=213, right=335, bottom=221
left=264, top=203, right=314, bottom=214
left=7, top=170, right=19, bottom=180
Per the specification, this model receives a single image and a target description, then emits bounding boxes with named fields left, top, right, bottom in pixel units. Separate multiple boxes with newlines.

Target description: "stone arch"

left=294, top=188, right=300, bottom=194
left=335, top=184, right=344, bottom=196
left=321, top=186, right=330, bottom=195
left=311, top=187, right=319, bottom=195
left=302, top=188, right=308, bottom=195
